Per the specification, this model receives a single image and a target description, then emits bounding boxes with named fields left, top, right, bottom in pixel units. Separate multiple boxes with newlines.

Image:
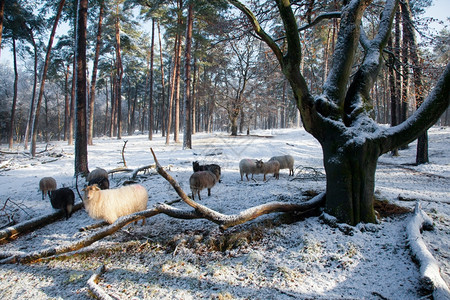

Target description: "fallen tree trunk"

left=0, top=202, right=84, bottom=242
left=0, top=209, right=160, bottom=264
left=406, top=202, right=450, bottom=300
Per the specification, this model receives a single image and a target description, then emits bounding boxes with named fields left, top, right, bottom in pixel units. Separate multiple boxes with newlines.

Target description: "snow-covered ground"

left=0, top=126, right=448, bottom=299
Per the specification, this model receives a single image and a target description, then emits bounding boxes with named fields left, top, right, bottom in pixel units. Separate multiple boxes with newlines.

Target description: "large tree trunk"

left=30, top=0, right=66, bottom=156
left=75, top=0, right=89, bottom=176
left=322, top=138, right=379, bottom=225
left=88, top=1, right=104, bottom=145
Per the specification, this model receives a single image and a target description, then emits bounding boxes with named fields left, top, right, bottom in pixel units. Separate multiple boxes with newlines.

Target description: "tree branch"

left=228, top=0, right=283, bottom=63
left=324, top=0, right=369, bottom=106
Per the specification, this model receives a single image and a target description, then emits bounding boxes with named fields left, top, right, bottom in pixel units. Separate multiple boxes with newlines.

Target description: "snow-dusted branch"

left=150, top=148, right=325, bottom=230
left=406, top=202, right=450, bottom=299
left=87, top=265, right=113, bottom=300
left=324, top=0, right=368, bottom=105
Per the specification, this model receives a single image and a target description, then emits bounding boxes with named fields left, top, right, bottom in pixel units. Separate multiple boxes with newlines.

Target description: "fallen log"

left=0, top=202, right=84, bottom=242
left=406, top=202, right=450, bottom=300
left=0, top=208, right=160, bottom=264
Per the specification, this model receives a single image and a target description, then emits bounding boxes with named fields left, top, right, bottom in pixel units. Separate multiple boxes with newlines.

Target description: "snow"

left=0, top=126, right=449, bottom=299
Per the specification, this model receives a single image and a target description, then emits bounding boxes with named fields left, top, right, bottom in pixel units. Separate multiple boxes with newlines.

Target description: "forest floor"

left=0, top=126, right=448, bottom=299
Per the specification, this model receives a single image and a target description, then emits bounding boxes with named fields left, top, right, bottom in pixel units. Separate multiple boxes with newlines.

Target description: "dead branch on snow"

left=150, top=148, right=326, bottom=230
left=87, top=265, right=114, bottom=300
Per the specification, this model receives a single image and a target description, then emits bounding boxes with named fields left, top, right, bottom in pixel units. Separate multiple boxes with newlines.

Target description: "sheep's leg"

left=197, top=191, right=201, bottom=200
left=208, top=188, right=211, bottom=196
left=246, top=174, right=249, bottom=181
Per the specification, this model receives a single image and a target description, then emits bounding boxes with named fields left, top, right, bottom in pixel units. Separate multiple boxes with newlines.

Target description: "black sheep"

left=88, top=176, right=110, bottom=190
left=49, top=187, right=75, bottom=220
left=192, top=161, right=221, bottom=182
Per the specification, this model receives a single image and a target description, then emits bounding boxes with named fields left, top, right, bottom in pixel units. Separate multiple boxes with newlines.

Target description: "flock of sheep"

left=38, top=154, right=294, bottom=224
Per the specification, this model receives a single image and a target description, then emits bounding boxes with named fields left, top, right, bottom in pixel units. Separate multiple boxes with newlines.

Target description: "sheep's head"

left=255, top=160, right=264, bottom=169
left=82, top=184, right=101, bottom=202
left=192, top=161, right=200, bottom=171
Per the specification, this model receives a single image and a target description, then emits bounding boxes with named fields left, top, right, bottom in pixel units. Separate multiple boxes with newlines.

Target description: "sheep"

left=49, top=187, right=75, bottom=220
left=82, top=184, right=148, bottom=224
left=39, top=177, right=57, bottom=200
left=262, top=160, right=280, bottom=180
left=269, top=155, right=295, bottom=176
left=88, top=176, right=110, bottom=190
left=87, top=168, right=109, bottom=190
left=189, top=170, right=219, bottom=200
left=192, top=161, right=222, bottom=182
left=239, top=159, right=264, bottom=181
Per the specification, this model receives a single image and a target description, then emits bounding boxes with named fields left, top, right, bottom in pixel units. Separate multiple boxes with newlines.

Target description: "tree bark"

left=8, top=38, right=18, bottom=149
left=115, top=4, right=123, bottom=140
left=30, top=0, right=66, bottom=156
left=148, top=18, right=155, bottom=140
left=158, top=22, right=166, bottom=137
left=183, top=3, right=193, bottom=149
left=75, top=0, right=89, bottom=176
left=0, top=0, right=4, bottom=59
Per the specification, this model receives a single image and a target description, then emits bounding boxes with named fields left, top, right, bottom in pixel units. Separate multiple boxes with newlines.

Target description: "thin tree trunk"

left=183, top=3, right=193, bottom=149
left=115, top=5, right=123, bottom=140
left=158, top=22, right=166, bottom=137
left=148, top=18, right=155, bottom=140
left=174, top=0, right=183, bottom=143
left=75, top=0, right=89, bottom=176
left=8, top=38, right=18, bottom=149
left=69, top=0, right=77, bottom=146
left=104, top=79, right=109, bottom=136
left=0, top=0, right=4, bottom=59
left=23, top=26, right=38, bottom=150
left=88, top=1, right=104, bottom=145
left=400, top=0, right=429, bottom=164
left=166, top=37, right=178, bottom=145
left=63, top=63, right=70, bottom=141
left=30, top=0, right=66, bottom=156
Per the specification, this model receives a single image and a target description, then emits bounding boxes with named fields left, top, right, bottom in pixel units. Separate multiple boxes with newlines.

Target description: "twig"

left=87, top=265, right=113, bottom=300
left=121, top=140, right=128, bottom=167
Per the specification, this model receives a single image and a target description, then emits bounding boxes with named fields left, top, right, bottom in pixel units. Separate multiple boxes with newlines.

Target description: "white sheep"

left=269, top=155, right=295, bottom=176
left=189, top=170, right=219, bottom=200
left=239, top=159, right=264, bottom=181
left=262, top=160, right=280, bottom=180
left=82, top=184, right=148, bottom=224
left=39, top=177, right=57, bottom=200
